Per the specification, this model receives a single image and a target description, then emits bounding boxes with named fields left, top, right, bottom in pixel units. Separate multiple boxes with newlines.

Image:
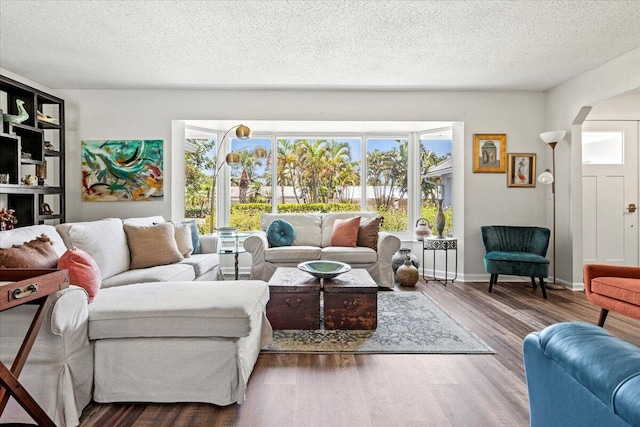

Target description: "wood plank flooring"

left=79, top=280, right=640, bottom=427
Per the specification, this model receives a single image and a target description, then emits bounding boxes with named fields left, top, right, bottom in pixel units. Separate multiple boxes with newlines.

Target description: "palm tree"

left=324, top=140, right=351, bottom=202
left=297, top=139, right=328, bottom=203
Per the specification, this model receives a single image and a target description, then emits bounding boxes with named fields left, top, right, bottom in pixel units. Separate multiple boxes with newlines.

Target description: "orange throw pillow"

left=58, top=248, right=101, bottom=303
left=330, top=217, right=361, bottom=247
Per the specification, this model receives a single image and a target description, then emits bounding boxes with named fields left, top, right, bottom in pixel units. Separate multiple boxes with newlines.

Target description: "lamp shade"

left=540, top=130, right=566, bottom=144
left=537, top=169, right=554, bottom=185
left=253, top=146, right=268, bottom=159
left=235, top=125, right=251, bottom=140
left=225, top=152, right=241, bottom=167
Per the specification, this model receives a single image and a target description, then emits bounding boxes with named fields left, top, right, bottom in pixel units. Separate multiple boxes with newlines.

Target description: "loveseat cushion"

left=101, top=264, right=195, bottom=288
left=264, top=246, right=322, bottom=263
left=179, top=253, right=219, bottom=277
left=88, top=280, right=270, bottom=340
left=591, top=277, right=640, bottom=306
left=321, top=246, right=377, bottom=264
left=261, top=213, right=321, bottom=247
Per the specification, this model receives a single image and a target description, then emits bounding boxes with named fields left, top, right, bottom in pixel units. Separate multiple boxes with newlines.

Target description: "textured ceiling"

left=1, top=1, right=640, bottom=91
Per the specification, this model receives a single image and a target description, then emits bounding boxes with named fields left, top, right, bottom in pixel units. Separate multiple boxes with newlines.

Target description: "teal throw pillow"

left=266, top=219, right=295, bottom=247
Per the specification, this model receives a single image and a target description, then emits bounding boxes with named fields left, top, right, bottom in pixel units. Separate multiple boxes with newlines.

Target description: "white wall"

left=57, top=89, right=546, bottom=279
left=546, top=46, right=640, bottom=287
left=0, top=65, right=548, bottom=279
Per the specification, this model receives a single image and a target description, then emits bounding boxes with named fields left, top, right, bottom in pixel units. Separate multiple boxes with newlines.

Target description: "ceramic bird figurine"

left=2, top=99, right=29, bottom=124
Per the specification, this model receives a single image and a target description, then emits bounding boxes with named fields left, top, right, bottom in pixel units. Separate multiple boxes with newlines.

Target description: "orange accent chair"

left=583, top=264, right=640, bottom=326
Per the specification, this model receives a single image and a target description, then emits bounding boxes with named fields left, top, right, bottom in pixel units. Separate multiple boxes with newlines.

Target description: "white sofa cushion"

left=57, top=218, right=130, bottom=280
left=101, top=263, right=195, bottom=288
left=122, top=215, right=165, bottom=226
left=89, top=280, right=270, bottom=339
left=261, top=213, right=321, bottom=247
left=0, top=225, right=67, bottom=257
left=321, top=212, right=379, bottom=248
left=264, top=246, right=322, bottom=263
left=179, top=253, right=219, bottom=277
left=321, top=246, right=378, bottom=264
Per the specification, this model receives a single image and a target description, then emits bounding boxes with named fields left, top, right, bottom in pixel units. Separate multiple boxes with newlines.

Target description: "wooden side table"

left=0, top=269, right=69, bottom=427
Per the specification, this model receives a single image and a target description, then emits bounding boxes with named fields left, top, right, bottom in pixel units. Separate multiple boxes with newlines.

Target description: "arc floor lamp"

left=208, top=124, right=251, bottom=234
left=537, top=130, right=566, bottom=290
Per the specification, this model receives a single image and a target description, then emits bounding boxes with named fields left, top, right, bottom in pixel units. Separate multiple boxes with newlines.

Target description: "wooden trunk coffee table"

left=266, top=267, right=377, bottom=330
left=267, top=267, right=321, bottom=330
left=323, top=268, right=378, bottom=330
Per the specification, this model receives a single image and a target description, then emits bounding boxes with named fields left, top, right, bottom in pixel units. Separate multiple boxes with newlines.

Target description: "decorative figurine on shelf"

left=40, top=203, right=53, bottom=216
left=22, top=174, right=37, bottom=186
left=37, top=110, right=59, bottom=125
left=36, top=163, right=47, bottom=186
left=2, top=99, right=29, bottom=124
left=44, top=141, right=55, bottom=151
left=0, top=207, right=18, bottom=230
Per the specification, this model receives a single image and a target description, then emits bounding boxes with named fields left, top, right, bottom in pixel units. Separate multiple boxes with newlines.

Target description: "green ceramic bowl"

left=297, top=261, right=351, bottom=279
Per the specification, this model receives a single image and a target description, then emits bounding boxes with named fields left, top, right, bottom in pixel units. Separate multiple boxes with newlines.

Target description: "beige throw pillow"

left=124, top=222, right=183, bottom=269
left=174, top=222, right=194, bottom=257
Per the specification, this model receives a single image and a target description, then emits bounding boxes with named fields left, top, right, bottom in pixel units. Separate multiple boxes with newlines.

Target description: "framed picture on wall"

left=473, top=134, right=507, bottom=173
left=507, top=153, right=536, bottom=187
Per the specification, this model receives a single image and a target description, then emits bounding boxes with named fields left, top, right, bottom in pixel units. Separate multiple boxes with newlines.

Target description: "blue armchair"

left=524, top=322, right=640, bottom=427
left=480, top=226, right=550, bottom=299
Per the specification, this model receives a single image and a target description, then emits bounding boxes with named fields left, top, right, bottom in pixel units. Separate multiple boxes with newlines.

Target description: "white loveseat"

left=244, top=212, right=401, bottom=289
left=0, top=217, right=272, bottom=426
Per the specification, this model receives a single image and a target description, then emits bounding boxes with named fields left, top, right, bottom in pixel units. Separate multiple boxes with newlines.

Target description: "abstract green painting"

left=81, top=140, right=163, bottom=201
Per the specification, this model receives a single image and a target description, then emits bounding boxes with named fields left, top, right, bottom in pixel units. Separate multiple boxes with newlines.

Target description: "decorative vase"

left=396, top=257, right=419, bottom=287
left=435, top=198, right=446, bottom=238
left=392, top=248, right=419, bottom=274
left=414, top=218, right=432, bottom=241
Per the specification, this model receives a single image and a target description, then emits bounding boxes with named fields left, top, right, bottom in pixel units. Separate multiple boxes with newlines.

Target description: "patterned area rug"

left=263, top=291, right=493, bottom=354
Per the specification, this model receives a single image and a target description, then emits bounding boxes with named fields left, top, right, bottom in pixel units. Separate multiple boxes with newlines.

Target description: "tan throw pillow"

left=174, top=222, right=194, bottom=257
left=357, top=216, right=382, bottom=250
left=330, top=216, right=361, bottom=247
left=0, top=234, right=59, bottom=268
left=124, top=223, right=183, bottom=269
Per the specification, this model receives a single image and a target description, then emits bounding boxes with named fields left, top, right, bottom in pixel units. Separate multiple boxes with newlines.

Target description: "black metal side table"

left=422, top=237, right=458, bottom=285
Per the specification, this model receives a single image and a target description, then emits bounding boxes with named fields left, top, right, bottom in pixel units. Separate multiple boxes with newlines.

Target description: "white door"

left=582, top=121, right=639, bottom=266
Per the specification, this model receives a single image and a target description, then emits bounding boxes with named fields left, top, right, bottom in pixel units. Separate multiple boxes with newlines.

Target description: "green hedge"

left=194, top=202, right=453, bottom=234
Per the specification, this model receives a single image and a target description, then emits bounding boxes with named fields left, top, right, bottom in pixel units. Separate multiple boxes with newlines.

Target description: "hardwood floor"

left=79, top=280, right=640, bottom=426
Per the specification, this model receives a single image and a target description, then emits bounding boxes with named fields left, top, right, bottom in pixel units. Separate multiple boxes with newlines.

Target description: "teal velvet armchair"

left=481, top=226, right=550, bottom=299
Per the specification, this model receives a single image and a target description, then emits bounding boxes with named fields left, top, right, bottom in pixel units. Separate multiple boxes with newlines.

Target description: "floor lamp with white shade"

left=537, top=130, right=566, bottom=290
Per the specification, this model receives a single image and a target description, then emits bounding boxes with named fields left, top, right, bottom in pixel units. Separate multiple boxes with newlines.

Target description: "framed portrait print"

left=507, top=153, right=536, bottom=187
left=473, top=134, right=507, bottom=173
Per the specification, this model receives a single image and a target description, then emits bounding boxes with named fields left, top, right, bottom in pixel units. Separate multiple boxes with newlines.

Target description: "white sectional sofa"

left=0, top=217, right=272, bottom=426
left=244, top=212, right=401, bottom=289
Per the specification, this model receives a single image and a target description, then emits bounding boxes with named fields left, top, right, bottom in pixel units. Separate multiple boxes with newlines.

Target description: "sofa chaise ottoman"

left=90, top=280, right=272, bottom=406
